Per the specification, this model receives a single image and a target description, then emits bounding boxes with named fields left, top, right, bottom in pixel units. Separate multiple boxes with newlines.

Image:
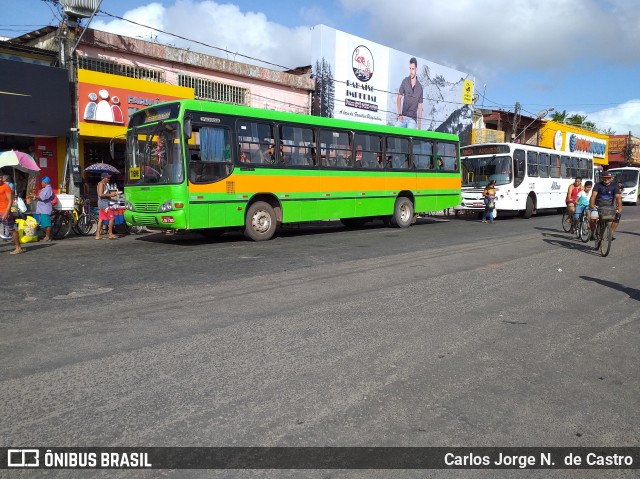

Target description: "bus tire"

left=390, top=196, right=414, bottom=228
left=522, top=196, right=534, bottom=219
left=245, top=201, right=277, bottom=241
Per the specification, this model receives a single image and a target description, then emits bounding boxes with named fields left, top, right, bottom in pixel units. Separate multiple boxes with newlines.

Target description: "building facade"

left=607, top=134, right=640, bottom=168
left=472, top=109, right=610, bottom=166
left=0, top=36, right=71, bottom=196
left=8, top=26, right=315, bottom=196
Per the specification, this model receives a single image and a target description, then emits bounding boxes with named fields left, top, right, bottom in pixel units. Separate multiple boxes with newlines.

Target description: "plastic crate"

left=53, top=194, right=76, bottom=211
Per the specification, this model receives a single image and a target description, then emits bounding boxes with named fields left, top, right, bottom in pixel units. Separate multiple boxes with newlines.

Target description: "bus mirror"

left=184, top=117, right=192, bottom=139
left=109, top=134, right=126, bottom=160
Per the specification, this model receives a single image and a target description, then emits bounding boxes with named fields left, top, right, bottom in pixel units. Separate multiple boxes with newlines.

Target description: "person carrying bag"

left=482, top=180, right=497, bottom=224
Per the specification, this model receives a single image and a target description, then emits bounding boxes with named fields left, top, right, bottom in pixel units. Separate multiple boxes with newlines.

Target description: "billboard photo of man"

left=395, top=57, right=423, bottom=129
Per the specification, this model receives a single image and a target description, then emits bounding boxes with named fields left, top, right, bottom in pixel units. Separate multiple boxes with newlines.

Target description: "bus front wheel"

left=522, top=196, right=534, bottom=219
left=390, top=197, right=414, bottom=228
left=245, top=201, right=277, bottom=241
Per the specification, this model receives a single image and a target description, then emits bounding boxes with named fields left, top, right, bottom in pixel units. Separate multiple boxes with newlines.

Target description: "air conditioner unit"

left=61, top=0, right=101, bottom=18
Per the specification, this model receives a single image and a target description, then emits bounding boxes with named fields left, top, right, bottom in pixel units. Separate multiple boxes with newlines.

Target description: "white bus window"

left=527, top=151, right=538, bottom=177
left=539, top=152, right=549, bottom=178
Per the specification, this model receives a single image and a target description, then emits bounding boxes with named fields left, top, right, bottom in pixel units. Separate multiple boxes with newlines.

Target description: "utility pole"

left=511, top=102, right=521, bottom=143
left=59, top=0, right=102, bottom=195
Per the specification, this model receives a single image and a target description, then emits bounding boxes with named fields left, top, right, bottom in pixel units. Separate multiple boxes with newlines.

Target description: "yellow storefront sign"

left=461, top=79, right=474, bottom=105
left=77, top=69, right=193, bottom=139
left=540, top=121, right=609, bottom=166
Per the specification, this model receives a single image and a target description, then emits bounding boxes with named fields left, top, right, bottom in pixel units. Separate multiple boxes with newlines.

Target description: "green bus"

left=123, top=99, right=461, bottom=241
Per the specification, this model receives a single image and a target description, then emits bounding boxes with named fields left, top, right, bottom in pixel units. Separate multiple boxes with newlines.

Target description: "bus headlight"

left=628, top=189, right=636, bottom=196
left=125, top=200, right=135, bottom=211
left=158, top=200, right=174, bottom=212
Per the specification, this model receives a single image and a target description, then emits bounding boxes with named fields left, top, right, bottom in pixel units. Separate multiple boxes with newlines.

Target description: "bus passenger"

left=264, top=143, right=285, bottom=164
left=565, top=177, right=582, bottom=225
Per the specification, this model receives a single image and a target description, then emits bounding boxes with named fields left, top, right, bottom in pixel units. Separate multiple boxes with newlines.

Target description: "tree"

left=603, top=128, right=617, bottom=135
left=311, top=58, right=334, bottom=118
left=566, top=114, right=587, bottom=126
left=550, top=109, right=568, bottom=123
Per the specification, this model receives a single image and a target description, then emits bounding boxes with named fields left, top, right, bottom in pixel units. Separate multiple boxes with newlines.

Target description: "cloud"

left=93, top=0, right=311, bottom=69
left=89, top=0, right=640, bottom=134
left=339, top=0, right=640, bottom=74
left=92, top=2, right=166, bottom=40
left=587, top=101, right=640, bottom=136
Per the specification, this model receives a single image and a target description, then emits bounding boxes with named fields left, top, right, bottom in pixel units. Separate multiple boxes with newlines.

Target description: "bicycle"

left=592, top=205, right=616, bottom=257
left=71, top=197, right=97, bottom=236
left=576, top=208, right=592, bottom=243
left=50, top=208, right=73, bottom=239
left=561, top=207, right=573, bottom=233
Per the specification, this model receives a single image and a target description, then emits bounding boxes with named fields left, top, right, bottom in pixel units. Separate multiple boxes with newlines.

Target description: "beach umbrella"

left=0, top=150, right=40, bottom=174
left=84, top=162, right=120, bottom=174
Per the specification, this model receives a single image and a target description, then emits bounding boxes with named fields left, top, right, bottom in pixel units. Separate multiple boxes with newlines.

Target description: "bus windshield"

left=125, top=121, right=184, bottom=186
left=610, top=169, right=639, bottom=188
left=461, top=155, right=512, bottom=187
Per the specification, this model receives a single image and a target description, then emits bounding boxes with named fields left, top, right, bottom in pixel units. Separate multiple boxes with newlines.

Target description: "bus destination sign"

left=461, top=145, right=510, bottom=156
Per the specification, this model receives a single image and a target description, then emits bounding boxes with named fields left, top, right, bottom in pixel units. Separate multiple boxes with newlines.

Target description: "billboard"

left=311, top=25, right=473, bottom=143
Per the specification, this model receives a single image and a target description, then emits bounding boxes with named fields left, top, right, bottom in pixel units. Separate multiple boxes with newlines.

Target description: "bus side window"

left=527, top=151, right=538, bottom=177
left=560, top=156, right=570, bottom=178
left=513, top=149, right=525, bottom=188
left=538, top=153, right=549, bottom=178
left=549, top=154, right=560, bottom=178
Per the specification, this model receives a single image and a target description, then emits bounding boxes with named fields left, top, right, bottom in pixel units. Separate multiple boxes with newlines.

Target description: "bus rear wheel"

left=245, top=201, right=277, bottom=241
left=390, top=197, right=414, bottom=228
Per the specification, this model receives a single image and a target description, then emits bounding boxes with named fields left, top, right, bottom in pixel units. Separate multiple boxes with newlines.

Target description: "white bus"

left=455, top=143, right=599, bottom=218
left=607, top=167, right=640, bottom=206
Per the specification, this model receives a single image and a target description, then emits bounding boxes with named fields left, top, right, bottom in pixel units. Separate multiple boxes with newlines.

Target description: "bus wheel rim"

left=400, top=203, right=411, bottom=222
left=252, top=210, right=271, bottom=233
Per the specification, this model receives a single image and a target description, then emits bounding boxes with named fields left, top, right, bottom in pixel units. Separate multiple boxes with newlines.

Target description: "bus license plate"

left=161, top=216, right=175, bottom=223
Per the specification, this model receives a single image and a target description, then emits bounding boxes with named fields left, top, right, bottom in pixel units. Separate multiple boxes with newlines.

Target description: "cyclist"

left=573, top=180, right=592, bottom=226
left=565, top=177, right=582, bottom=228
left=589, top=171, right=622, bottom=240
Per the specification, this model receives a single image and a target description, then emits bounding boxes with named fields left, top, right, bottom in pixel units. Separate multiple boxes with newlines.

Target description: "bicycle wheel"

left=76, top=213, right=98, bottom=236
left=561, top=209, right=571, bottom=232
left=70, top=211, right=81, bottom=235
left=52, top=212, right=71, bottom=239
left=600, top=221, right=612, bottom=257
left=593, top=221, right=602, bottom=250
left=579, top=215, right=591, bottom=243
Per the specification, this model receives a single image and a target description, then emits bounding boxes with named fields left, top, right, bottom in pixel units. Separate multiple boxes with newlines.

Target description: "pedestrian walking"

left=482, top=180, right=496, bottom=223
left=0, top=174, right=23, bottom=254
left=32, top=176, right=54, bottom=241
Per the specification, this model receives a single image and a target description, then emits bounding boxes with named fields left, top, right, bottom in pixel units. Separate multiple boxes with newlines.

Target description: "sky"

left=2, top=0, right=640, bottom=136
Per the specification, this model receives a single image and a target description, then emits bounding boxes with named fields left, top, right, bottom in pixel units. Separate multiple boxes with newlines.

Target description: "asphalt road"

left=1, top=207, right=639, bottom=479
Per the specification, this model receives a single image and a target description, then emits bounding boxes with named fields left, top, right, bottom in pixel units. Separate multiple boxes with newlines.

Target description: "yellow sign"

left=462, top=80, right=474, bottom=105
left=129, top=167, right=141, bottom=180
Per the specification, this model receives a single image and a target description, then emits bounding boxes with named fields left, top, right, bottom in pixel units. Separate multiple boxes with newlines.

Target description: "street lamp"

left=512, top=107, right=554, bottom=143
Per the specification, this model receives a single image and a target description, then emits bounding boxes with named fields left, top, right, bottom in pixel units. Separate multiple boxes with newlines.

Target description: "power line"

left=98, top=10, right=293, bottom=72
